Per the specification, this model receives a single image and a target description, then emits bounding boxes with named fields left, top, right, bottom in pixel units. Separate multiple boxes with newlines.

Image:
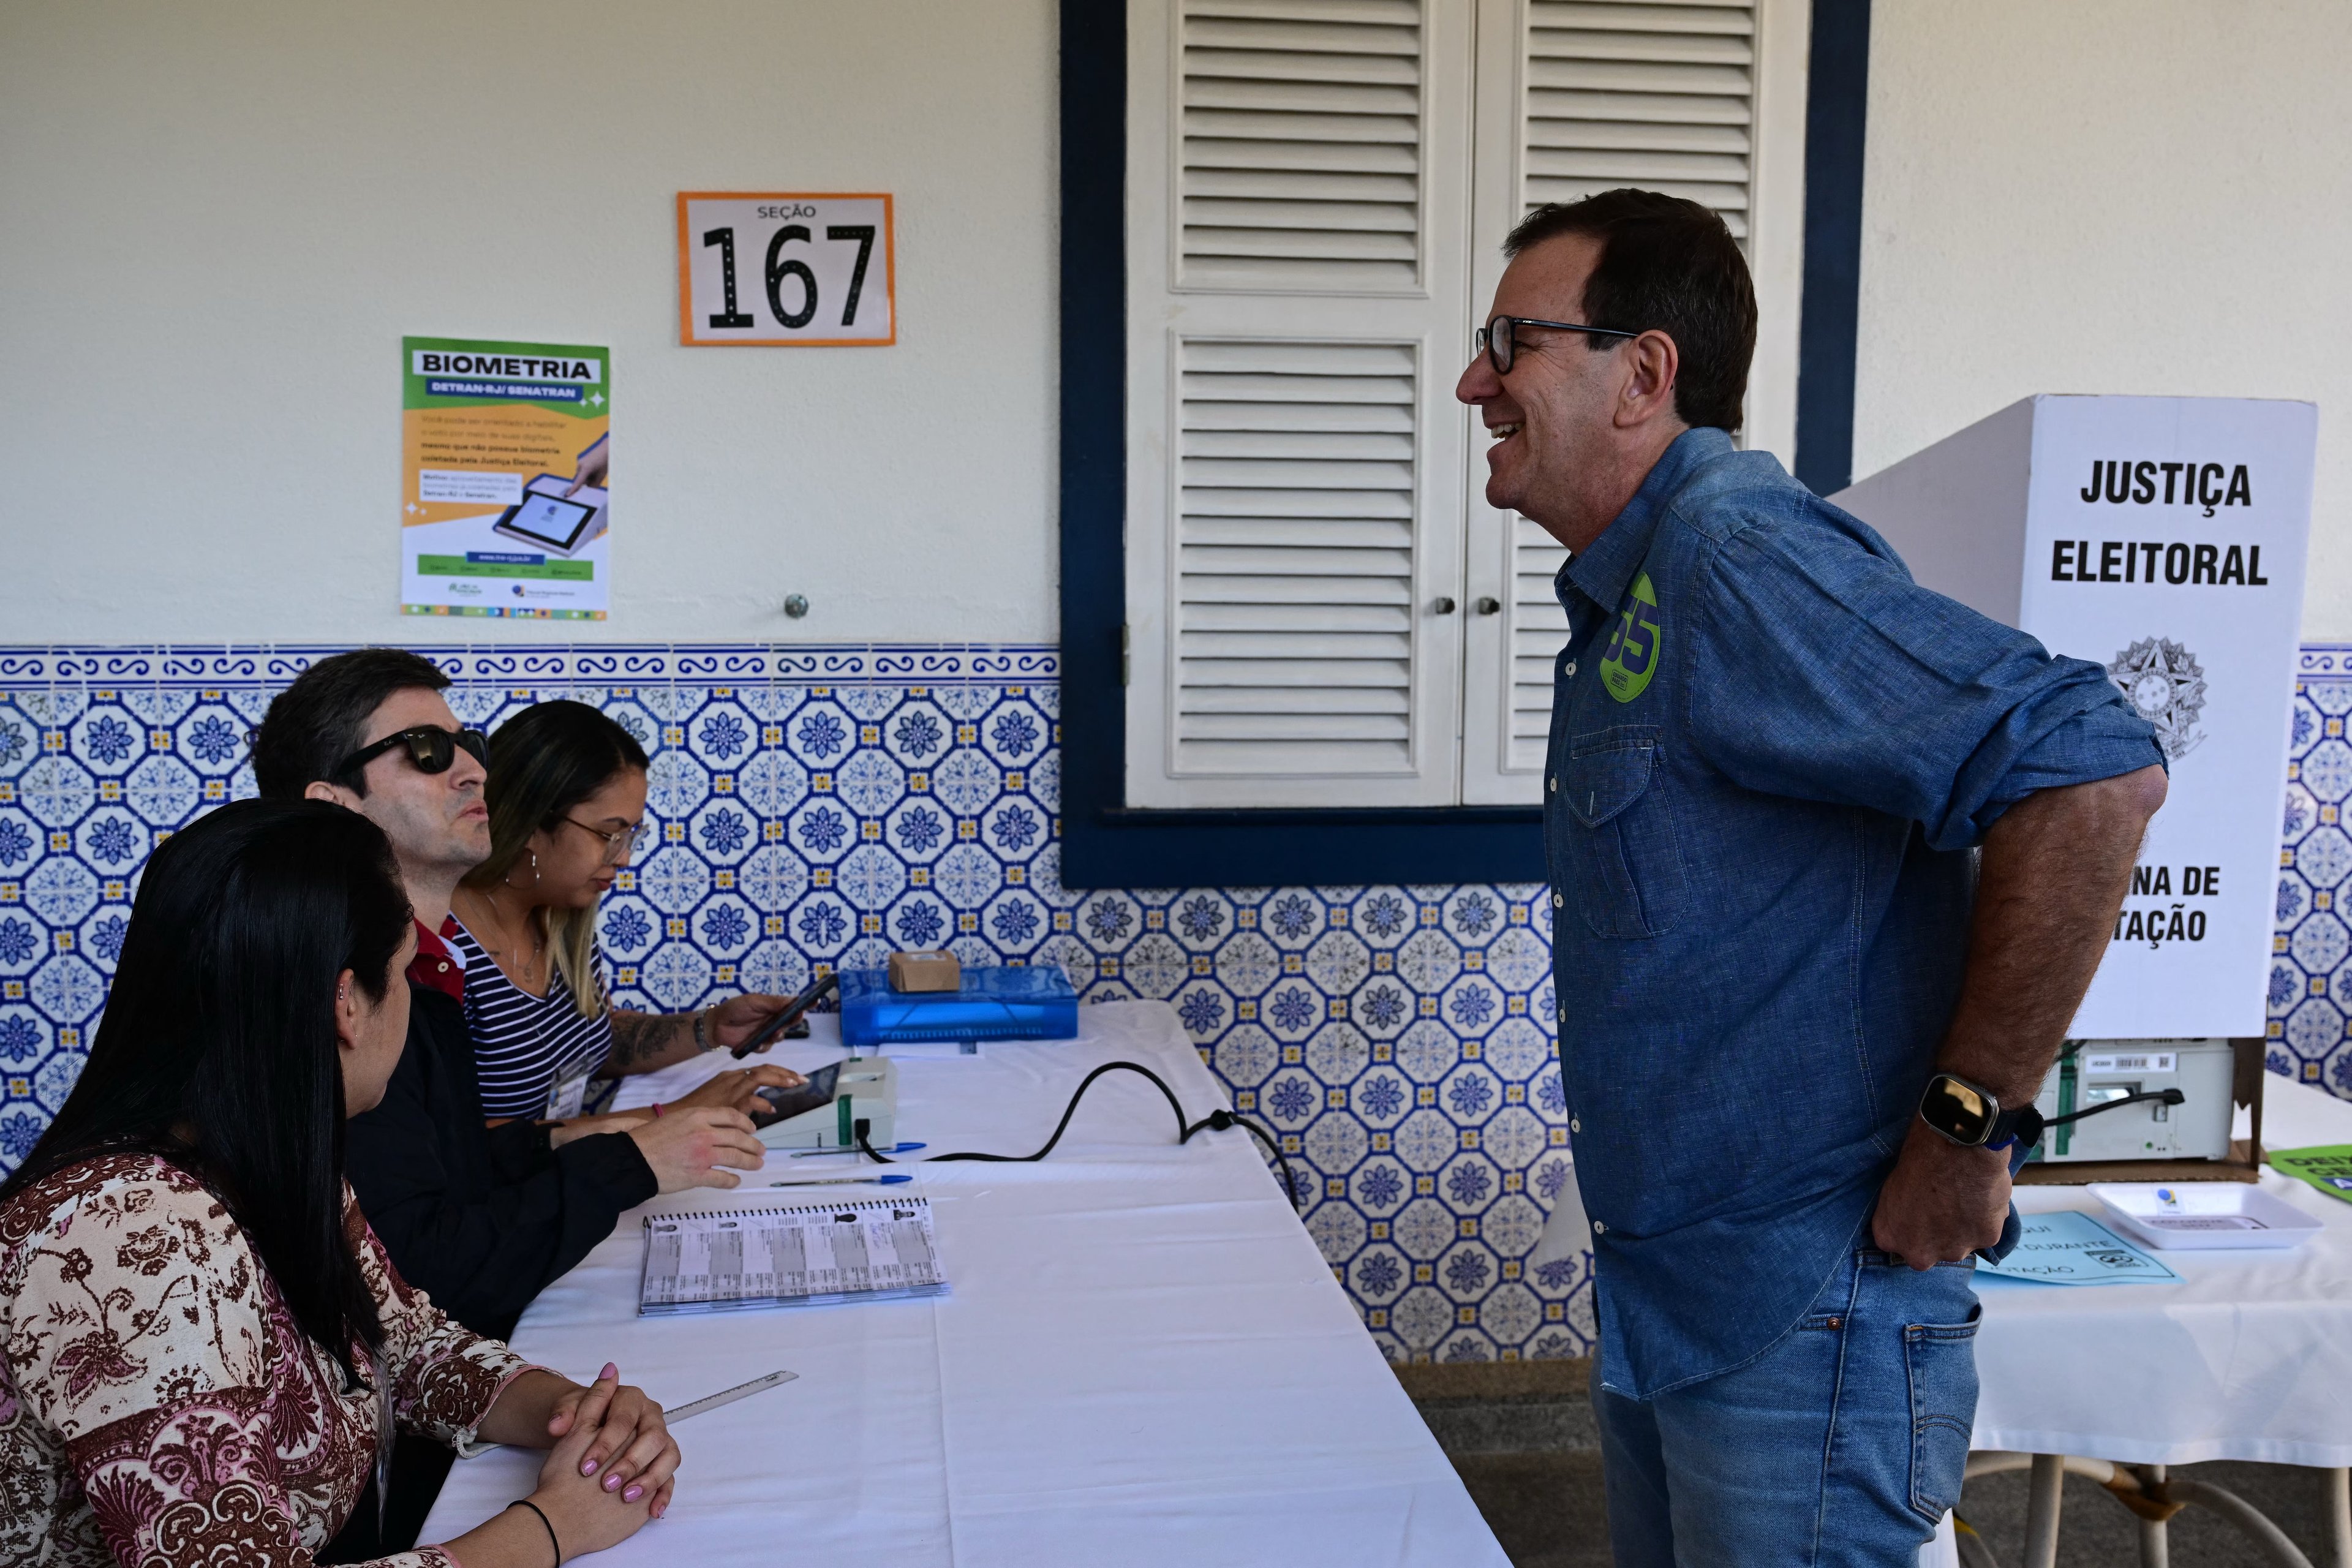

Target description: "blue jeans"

left=1594, top=1249, right=1980, bottom=1568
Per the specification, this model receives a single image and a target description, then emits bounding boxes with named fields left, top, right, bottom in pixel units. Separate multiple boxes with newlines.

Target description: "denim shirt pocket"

left=1561, top=732, right=1687, bottom=939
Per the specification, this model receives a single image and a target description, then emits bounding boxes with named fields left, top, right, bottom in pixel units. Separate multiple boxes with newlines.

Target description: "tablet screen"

left=751, top=1063, right=841, bottom=1126
left=499, top=491, right=596, bottom=550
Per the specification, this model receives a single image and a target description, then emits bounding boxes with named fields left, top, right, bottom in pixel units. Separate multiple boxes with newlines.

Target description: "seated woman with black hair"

left=0, top=801, right=680, bottom=1567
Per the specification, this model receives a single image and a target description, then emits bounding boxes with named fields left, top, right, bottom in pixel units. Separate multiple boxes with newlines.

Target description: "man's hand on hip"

left=1877, top=766, right=2167, bottom=1270
left=1871, top=1119, right=2010, bottom=1268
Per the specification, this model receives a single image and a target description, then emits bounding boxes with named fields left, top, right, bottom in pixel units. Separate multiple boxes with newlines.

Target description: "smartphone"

left=733, top=972, right=842, bottom=1058
left=750, top=1063, right=841, bottom=1128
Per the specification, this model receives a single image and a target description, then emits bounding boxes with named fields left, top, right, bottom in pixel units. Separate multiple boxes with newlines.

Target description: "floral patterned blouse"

left=0, top=1153, right=541, bottom=1567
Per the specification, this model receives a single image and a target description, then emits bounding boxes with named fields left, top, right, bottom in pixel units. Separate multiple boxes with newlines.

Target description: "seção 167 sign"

left=677, top=193, right=895, bottom=347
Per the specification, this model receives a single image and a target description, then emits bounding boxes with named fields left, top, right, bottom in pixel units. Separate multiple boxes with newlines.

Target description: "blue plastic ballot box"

left=839, top=964, right=1079, bottom=1047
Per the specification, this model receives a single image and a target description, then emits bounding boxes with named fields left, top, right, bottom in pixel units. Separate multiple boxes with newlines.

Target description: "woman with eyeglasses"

left=447, top=701, right=804, bottom=1134
left=0, top=800, right=679, bottom=1567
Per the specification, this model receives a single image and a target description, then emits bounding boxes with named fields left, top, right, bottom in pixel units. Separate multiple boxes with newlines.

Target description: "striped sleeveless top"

left=447, top=917, right=615, bottom=1120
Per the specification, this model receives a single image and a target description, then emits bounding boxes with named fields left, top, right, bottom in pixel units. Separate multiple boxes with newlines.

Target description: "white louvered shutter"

left=1457, top=0, right=1806, bottom=802
left=1173, top=339, right=1421, bottom=774
left=1501, top=517, right=1571, bottom=770
left=1127, top=0, right=1476, bottom=808
left=1521, top=0, right=1760, bottom=238
left=1178, top=1, right=1426, bottom=291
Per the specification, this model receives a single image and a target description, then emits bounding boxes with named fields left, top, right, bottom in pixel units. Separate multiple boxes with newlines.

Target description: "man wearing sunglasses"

left=250, top=648, right=770, bottom=1553
left=1456, top=190, right=2169, bottom=1566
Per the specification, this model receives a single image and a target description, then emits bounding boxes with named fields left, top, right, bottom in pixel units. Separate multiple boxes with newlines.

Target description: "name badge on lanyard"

left=545, top=1064, right=593, bottom=1121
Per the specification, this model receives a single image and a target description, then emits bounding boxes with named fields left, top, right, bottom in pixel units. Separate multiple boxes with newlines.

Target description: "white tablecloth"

left=1972, top=1076, right=2352, bottom=1467
left=420, top=1001, right=1508, bottom=1566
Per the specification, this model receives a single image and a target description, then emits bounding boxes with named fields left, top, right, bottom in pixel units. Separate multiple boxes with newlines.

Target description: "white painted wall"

left=0, top=0, right=1057, bottom=644
left=17, top=2, right=2348, bottom=644
left=1855, top=0, right=2352, bottom=636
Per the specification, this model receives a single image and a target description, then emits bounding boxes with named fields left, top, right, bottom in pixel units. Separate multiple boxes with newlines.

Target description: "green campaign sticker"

left=2267, top=1144, right=2352, bottom=1204
left=1599, top=572, right=1663, bottom=703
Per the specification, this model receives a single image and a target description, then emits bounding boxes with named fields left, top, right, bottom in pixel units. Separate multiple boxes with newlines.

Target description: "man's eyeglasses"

left=1475, top=314, right=1638, bottom=375
left=332, top=725, right=489, bottom=784
left=564, top=815, right=654, bottom=865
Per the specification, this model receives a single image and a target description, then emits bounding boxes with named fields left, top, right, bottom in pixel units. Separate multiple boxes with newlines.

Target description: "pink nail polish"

left=605, top=1474, right=621, bottom=1490
left=582, top=1459, right=597, bottom=1475
left=625, top=1486, right=644, bottom=1502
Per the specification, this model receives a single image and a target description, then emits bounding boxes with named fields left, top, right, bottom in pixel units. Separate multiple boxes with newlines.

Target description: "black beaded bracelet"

left=511, top=1498, right=562, bottom=1567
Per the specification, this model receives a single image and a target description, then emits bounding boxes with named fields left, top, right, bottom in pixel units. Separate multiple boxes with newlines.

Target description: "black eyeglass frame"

left=562, top=814, right=654, bottom=865
left=331, top=724, right=489, bottom=785
left=1475, top=314, right=1640, bottom=375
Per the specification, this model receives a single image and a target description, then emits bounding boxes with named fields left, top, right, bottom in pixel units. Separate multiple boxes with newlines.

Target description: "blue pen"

left=769, top=1174, right=914, bottom=1188
left=788, top=1142, right=926, bottom=1158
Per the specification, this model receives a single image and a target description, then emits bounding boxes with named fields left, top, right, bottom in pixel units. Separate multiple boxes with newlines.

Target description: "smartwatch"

left=1917, top=1072, right=2045, bottom=1152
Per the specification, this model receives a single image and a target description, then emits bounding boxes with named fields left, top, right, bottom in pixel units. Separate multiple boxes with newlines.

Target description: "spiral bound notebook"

left=639, top=1196, right=948, bottom=1314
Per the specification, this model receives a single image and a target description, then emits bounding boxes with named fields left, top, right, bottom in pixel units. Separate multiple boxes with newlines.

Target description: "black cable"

left=2044, top=1087, right=2184, bottom=1129
left=851, top=1059, right=1302, bottom=1209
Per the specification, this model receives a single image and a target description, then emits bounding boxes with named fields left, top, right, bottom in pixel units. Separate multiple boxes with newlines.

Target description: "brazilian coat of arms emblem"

left=2108, top=637, right=2207, bottom=762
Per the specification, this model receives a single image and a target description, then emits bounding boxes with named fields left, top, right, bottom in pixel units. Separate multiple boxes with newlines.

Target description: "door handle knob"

left=1432, top=596, right=1457, bottom=615
left=1474, top=596, right=1502, bottom=615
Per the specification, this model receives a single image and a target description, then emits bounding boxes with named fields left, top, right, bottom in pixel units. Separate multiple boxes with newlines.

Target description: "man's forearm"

left=607, top=1009, right=700, bottom=1074
left=1934, top=764, right=2168, bottom=1104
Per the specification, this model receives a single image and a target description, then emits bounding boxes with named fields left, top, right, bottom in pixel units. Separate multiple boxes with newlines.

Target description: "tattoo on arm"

left=608, top=1009, right=695, bottom=1071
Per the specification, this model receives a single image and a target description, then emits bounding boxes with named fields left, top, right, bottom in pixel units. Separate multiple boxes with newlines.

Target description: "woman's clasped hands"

left=516, top=1363, right=681, bottom=1555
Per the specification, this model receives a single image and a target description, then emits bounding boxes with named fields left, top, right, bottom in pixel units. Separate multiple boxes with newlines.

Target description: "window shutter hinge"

left=1120, top=622, right=1131, bottom=687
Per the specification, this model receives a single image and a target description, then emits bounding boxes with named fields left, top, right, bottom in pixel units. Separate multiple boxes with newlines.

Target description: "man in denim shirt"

left=1457, top=190, right=2168, bottom=1565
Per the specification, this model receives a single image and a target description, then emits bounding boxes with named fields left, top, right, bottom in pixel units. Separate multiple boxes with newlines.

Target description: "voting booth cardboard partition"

left=1833, top=396, right=2317, bottom=1045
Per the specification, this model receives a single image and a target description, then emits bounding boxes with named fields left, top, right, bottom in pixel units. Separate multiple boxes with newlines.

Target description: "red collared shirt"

left=407, top=916, right=466, bottom=1002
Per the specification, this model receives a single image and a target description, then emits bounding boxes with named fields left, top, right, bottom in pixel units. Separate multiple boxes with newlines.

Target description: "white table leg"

left=2026, top=1453, right=2067, bottom=1568
left=2135, top=1465, right=2169, bottom=1568
left=1965, top=1452, right=2337, bottom=1568
left=2330, top=1467, right=2351, bottom=1568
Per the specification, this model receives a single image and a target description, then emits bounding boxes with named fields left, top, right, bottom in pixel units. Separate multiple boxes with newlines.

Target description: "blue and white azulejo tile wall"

left=2274, top=645, right=2352, bottom=1089
left=6, top=641, right=2351, bottom=1363
left=0, top=643, right=1577, bottom=1365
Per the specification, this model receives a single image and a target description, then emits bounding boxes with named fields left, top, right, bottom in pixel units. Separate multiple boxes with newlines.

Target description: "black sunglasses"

left=1476, top=314, right=1638, bottom=375
left=332, top=724, right=489, bottom=783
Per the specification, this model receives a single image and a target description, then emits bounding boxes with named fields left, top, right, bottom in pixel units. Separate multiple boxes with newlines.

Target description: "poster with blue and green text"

left=400, top=335, right=609, bottom=619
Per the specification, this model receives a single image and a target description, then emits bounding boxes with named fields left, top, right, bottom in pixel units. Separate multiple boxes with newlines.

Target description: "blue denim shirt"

left=1548, top=428, right=2163, bottom=1399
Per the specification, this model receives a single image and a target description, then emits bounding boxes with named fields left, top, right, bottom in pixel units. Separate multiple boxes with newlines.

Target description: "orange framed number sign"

left=677, top=193, right=895, bottom=347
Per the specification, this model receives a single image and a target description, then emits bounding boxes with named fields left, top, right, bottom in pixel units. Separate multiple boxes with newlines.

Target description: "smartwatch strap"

left=1985, top=1101, right=2046, bottom=1152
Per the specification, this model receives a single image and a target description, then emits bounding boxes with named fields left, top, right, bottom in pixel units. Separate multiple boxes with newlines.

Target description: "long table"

left=421, top=1001, right=1510, bottom=1566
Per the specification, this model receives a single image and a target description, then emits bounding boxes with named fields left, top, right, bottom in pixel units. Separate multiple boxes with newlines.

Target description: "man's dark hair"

left=1504, top=188, right=1757, bottom=434
left=0, top=799, right=410, bottom=1385
left=251, top=647, right=451, bottom=800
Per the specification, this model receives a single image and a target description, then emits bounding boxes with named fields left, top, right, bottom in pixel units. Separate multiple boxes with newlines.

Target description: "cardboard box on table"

left=1833, top=396, right=2316, bottom=1181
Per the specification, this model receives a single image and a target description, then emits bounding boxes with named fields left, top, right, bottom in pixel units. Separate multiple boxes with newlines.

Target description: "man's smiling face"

left=1456, top=232, right=1630, bottom=539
